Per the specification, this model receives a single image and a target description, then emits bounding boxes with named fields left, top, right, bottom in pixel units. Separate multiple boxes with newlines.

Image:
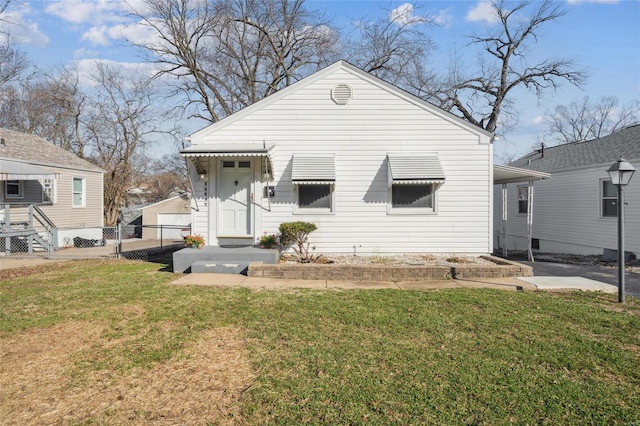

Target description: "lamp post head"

left=607, top=157, right=636, bottom=186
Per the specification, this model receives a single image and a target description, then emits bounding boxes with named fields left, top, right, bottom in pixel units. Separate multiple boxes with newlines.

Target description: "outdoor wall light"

left=606, top=156, right=636, bottom=303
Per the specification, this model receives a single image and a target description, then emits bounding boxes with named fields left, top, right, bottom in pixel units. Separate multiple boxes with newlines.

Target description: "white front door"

left=218, top=159, right=252, bottom=237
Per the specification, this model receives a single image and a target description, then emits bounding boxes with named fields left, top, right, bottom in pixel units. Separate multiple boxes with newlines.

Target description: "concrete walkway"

left=0, top=256, right=619, bottom=294
left=170, top=273, right=537, bottom=292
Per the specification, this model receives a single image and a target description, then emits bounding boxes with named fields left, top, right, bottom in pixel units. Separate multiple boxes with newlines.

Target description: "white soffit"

left=387, top=154, right=445, bottom=185
left=292, top=154, right=336, bottom=185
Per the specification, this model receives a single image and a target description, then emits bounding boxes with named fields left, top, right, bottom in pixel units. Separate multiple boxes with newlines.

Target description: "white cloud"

left=532, top=115, right=547, bottom=125
left=75, top=58, right=156, bottom=87
left=466, top=1, right=500, bottom=24
left=0, top=5, right=50, bottom=47
left=81, top=26, right=110, bottom=46
left=45, top=0, right=128, bottom=25
left=389, top=3, right=425, bottom=26
left=433, top=8, right=453, bottom=27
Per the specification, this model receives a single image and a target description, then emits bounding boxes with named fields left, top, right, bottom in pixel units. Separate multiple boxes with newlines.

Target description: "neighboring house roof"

left=510, top=125, right=640, bottom=173
left=188, top=60, right=494, bottom=143
left=139, top=192, right=190, bottom=211
left=0, top=127, right=104, bottom=173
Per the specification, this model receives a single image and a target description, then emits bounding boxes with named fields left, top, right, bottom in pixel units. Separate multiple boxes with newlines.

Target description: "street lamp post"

left=607, top=157, right=636, bottom=303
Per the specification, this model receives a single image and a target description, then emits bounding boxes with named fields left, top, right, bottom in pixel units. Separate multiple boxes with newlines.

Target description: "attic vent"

left=331, top=83, right=352, bottom=105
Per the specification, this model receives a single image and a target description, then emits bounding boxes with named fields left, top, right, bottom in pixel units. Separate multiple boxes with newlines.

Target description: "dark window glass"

left=392, top=184, right=432, bottom=208
left=298, top=184, right=331, bottom=209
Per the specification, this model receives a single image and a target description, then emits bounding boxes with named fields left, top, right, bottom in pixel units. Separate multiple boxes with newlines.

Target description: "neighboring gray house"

left=0, top=128, right=104, bottom=250
left=494, top=125, right=640, bottom=257
left=182, top=61, right=502, bottom=255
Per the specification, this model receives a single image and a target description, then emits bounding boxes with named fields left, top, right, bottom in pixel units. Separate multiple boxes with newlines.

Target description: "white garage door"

left=157, top=213, right=191, bottom=240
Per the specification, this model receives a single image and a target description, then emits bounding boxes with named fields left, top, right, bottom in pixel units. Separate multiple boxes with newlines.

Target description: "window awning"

left=291, top=154, right=335, bottom=185
left=387, top=153, right=445, bottom=186
left=180, top=143, right=272, bottom=158
left=0, top=159, right=61, bottom=181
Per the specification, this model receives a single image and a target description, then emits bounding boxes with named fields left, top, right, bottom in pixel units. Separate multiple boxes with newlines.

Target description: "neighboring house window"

left=5, top=180, right=23, bottom=198
left=391, top=183, right=433, bottom=210
left=42, top=179, right=57, bottom=204
left=602, top=179, right=618, bottom=218
left=296, top=184, right=333, bottom=212
left=518, top=185, right=528, bottom=214
left=72, top=177, right=86, bottom=207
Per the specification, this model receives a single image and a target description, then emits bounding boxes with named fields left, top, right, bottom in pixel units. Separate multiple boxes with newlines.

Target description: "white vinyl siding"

left=189, top=64, right=493, bottom=254
left=495, top=164, right=640, bottom=256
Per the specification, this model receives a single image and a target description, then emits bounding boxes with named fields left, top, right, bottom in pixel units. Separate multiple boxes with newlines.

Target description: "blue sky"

left=2, top=0, right=639, bottom=160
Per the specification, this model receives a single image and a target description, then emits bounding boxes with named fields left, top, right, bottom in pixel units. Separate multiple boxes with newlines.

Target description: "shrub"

left=278, top=221, right=318, bottom=263
left=259, top=233, right=278, bottom=248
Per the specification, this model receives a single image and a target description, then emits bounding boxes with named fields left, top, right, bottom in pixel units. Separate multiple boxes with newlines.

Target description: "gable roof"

left=188, top=60, right=494, bottom=142
left=0, top=127, right=103, bottom=173
left=510, top=125, right=640, bottom=173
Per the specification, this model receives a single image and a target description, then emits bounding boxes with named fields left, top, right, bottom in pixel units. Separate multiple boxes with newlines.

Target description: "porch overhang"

left=180, top=143, right=274, bottom=175
left=0, top=158, right=61, bottom=180
left=493, top=164, right=551, bottom=262
left=387, top=153, right=445, bottom=187
left=493, top=164, right=550, bottom=184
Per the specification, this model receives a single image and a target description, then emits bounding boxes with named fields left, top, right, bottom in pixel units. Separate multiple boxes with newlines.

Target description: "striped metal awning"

left=387, top=153, right=445, bottom=185
left=180, top=143, right=272, bottom=158
left=291, top=154, right=335, bottom=185
left=0, top=158, right=61, bottom=180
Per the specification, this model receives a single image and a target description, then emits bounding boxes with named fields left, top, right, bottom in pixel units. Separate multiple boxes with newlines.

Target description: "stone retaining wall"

left=248, top=255, right=532, bottom=281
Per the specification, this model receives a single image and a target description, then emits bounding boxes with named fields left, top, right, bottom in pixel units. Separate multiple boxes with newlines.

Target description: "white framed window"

left=5, top=180, right=23, bottom=198
left=41, top=178, right=57, bottom=204
left=389, top=183, right=435, bottom=214
left=601, top=179, right=617, bottom=218
left=518, top=185, right=528, bottom=214
left=72, top=177, right=86, bottom=207
left=295, top=184, right=334, bottom=214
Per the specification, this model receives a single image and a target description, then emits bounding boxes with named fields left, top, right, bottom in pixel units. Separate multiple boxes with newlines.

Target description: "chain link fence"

left=1, top=223, right=191, bottom=261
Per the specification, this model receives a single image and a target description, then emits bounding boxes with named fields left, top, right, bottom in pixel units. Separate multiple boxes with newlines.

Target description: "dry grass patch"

left=0, top=323, right=254, bottom=425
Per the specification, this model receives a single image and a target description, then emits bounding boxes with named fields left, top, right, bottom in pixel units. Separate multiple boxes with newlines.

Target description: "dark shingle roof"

left=0, top=127, right=103, bottom=173
left=510, top=125, right=640, bottom=173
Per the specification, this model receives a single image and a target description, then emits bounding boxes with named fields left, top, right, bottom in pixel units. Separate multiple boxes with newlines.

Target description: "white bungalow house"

left=182, top=61, right=510, bottom=255
left=495, top=125, right=640, bottom=258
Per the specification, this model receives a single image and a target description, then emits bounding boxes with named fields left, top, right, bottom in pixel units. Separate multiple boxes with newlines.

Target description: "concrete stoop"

left=173, top=246, right=280, bottom=273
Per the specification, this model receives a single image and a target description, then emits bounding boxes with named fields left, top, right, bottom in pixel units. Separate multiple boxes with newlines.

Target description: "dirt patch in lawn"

left=0, top=322, right=254, bottom=425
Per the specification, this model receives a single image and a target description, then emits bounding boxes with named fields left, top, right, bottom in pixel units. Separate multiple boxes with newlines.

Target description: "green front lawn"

left=1, top=259, right=639, bottom=424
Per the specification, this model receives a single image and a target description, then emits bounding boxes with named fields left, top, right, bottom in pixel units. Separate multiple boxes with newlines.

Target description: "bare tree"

left=432, top=0, right=586, bottom=134
left=0, top=67, right=87, bottom=155
left=127, top=0, right=339, bottom=123
left=83, top=63, right=157, bottom=226
left=544, top=96, right=640, bottom=143
left=346, top=3, right=437, bottom=92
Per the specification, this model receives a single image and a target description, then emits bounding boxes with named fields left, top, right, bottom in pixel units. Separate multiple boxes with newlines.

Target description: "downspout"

left=527, top=180, right=534, bottom=262
left=502, top=183, right=508, bottom=258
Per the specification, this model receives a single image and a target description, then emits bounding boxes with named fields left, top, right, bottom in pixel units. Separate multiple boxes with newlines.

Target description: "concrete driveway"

left=516, top=259, right=640, bottom=299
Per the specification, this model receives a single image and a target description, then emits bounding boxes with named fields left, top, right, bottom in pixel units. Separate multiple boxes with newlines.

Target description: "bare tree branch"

left=433, top=0, right=586, bottom=134
left=544, top=96, right=640, bottom=143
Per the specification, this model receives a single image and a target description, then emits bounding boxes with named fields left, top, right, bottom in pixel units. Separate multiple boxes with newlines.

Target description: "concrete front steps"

left=173, top=246, right=280, bottom=274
